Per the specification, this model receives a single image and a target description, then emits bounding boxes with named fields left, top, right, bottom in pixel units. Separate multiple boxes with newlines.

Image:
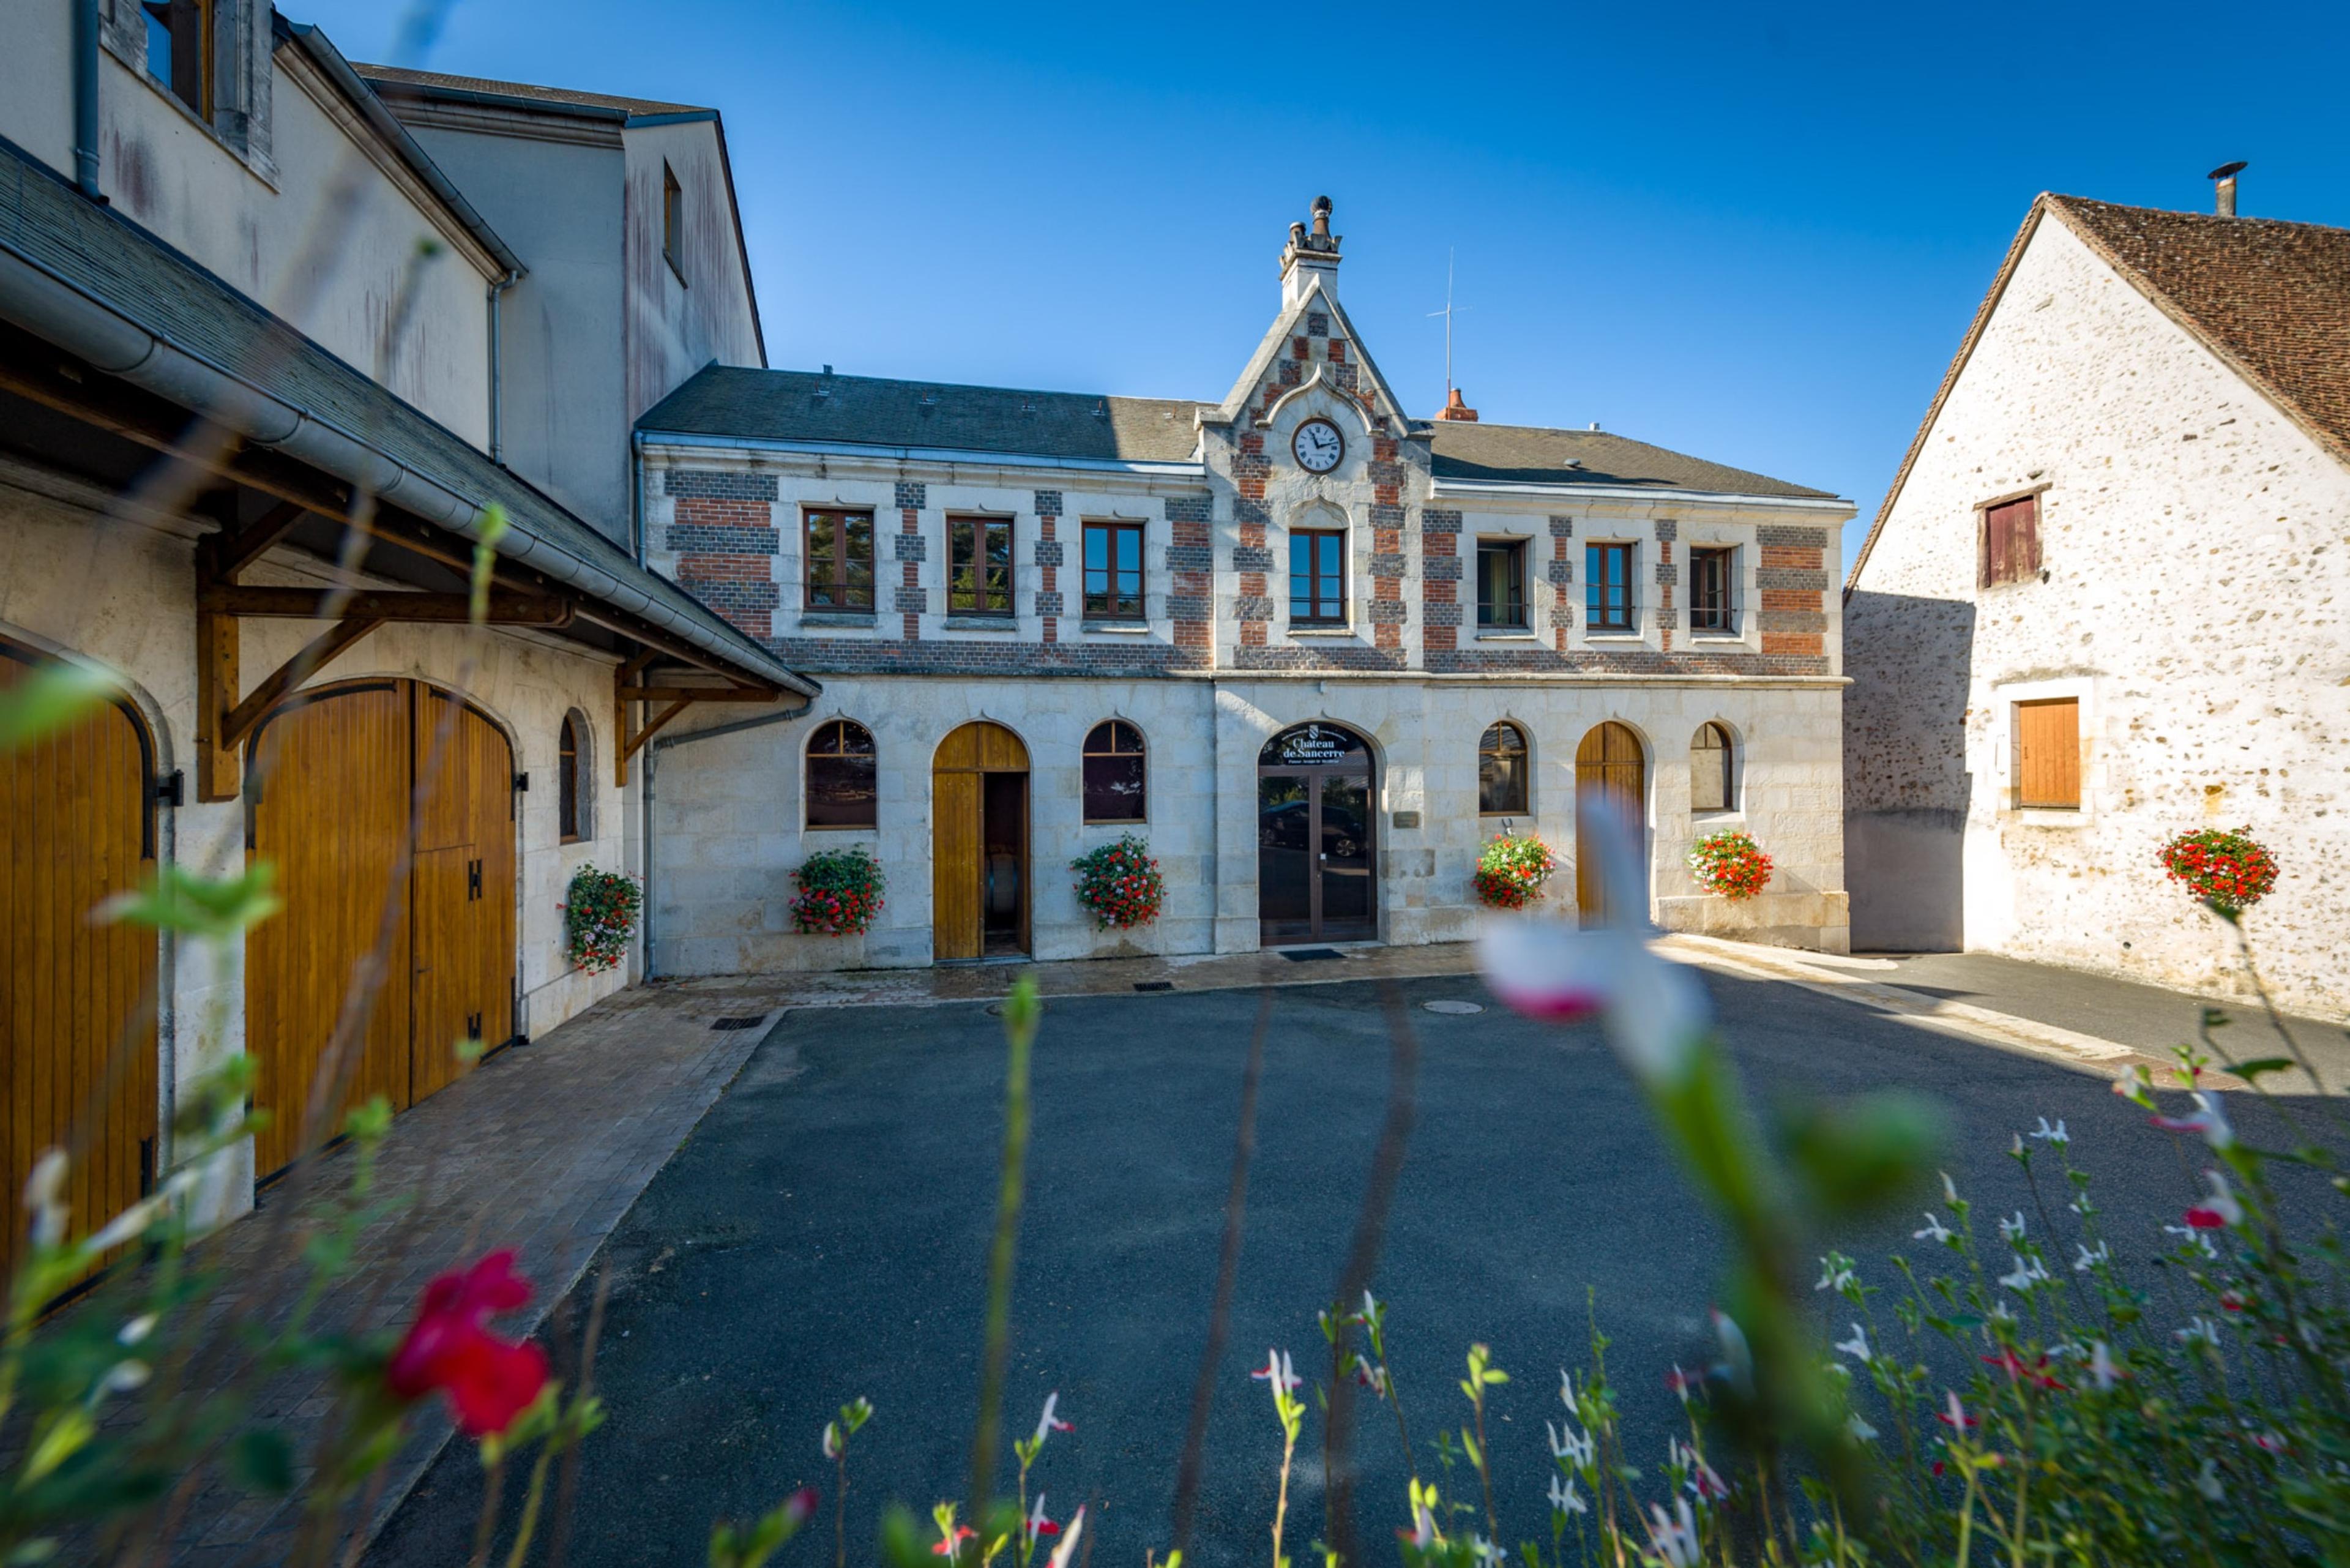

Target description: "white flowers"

left=2150, top=1091, right=2236, bottom=1152
left=1548, top=1473, right=1588, bottom=1517
left=23, top=1149, right=68, bottom=1250
left=2185, top=1168, right=2245, bottom=1231
left=2194, top=1458, right=2225, bottom=1502
left=1548, top=1418, right=1595, bottom=1469
left=2176, top=1316, right=2221, bottom=1347
left=1032, top=1390, right=1072, bottom=1447
left=2088, top=1340, right=2121, bottom=1392
left=1847, top=1412, right=1879, bottom=1443
left=1999, top=1254, right=2053, bottom=1294
left=1646, top=1498, right=1701, bottom=1567
left=1815, top=1256, right=1854, bottom=1293
left=1998, top=1211, right=2027, bottom=1242
left=2029, top=1116, right=2070, bottom=1146
left=1251, top=1348, right=1300, bottom=1394
left=1913, top=1212, right=1954, bottom=1244
left=1833, top=1324, right=1873, bottom=1366
left=2073, top=1241, right=2110, bottom=1272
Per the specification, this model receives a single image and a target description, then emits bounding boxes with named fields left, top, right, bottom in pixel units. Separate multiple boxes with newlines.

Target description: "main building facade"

left=641, top=200, right=1857, bottom=971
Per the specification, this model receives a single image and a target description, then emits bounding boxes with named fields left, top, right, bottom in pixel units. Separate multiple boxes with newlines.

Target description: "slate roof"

left=0, top=138, right=804, bottom=692
left=643, top=366, right=1841, bottom=498
left=352, top=64, right=709, bottom=119
left=640, top=367, right=1211, bottom=464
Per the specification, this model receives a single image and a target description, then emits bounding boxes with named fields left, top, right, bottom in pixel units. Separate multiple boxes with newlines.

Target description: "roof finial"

left=1311, top=195, right=1332, bottom=241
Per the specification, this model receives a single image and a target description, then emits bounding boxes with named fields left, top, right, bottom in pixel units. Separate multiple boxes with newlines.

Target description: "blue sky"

left=310, top=0, right=2350, bottom=556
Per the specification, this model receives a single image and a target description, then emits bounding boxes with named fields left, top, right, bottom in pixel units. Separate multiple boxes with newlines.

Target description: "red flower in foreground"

left=931, top=1526, right=977, bottom=1556
left=387, top=1250, right=550, bottom=1437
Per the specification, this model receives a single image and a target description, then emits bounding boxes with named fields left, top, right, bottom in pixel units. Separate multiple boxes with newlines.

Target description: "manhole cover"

left=1279, top=948, right=1343, bottom=963
left=1422, top=999, right=1485, bottom=1015
left=1133, top=980, right=1175, bottom=993
left=710, top=1015, right=766, bottom=1031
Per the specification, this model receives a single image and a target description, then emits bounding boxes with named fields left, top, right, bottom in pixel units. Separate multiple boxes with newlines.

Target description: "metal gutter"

left=637, top=428, right=1209, bottom=478
left=1430, top=477, right=1854, bottom=513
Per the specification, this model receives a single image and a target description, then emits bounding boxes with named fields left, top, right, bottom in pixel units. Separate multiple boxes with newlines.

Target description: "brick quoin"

left=1658, top=539, right=1674, bottom=652
left=1760, top=544, right=1824, bottom=571
left=1762, top=589, right=1824, bottom=612
left=1762, top=632, right=1826, bottom=657
left=1167, top=495, right=1212, bottom=662
left=1234, top=435, right=1270, bottom=646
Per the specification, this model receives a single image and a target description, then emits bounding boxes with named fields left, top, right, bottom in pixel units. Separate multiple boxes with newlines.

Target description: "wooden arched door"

left=933, top=723, right=1029, bottom=961
left=245, top=681, right=516, bottom=1177
left=1574, top=722, right=1645, bottom=926
left=0, top=641, right=160, bottom=1285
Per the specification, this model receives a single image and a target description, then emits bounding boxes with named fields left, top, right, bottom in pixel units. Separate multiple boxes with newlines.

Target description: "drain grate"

left=710, top=1015, right=767, bottom=1031
left=1133, top=980, right=1175, bottom=993
left=1280, top=948, right=1343, bottom=963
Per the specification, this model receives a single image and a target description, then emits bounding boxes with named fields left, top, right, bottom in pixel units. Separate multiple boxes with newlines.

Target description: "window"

left=1479, top=722, right=1529, bottom=815
left=1289, top=529, right=1347, bottom=624
left=1980, top=495, right=2040, bottom=588
left=948, top=516, right=1013, bottom=616
left=1690, top=723, right=1733, bottom=813
left=805, top=720, right=878, bottom=829
left=1476, top=540, right=1527, bottom=629
left=1083, top=720, right=1147, bottom=822
left=558, top=711, right=591, bottom=842
left=804, top=509, right=876, bottom=610
left=2012, top=698, right=2080, bottom=809
left=1586, top=542, right=1635, bottom=631
left=662, top=162, right=685, bottom=279
left=1690, top=547, right=1736, bottom=633
left=143, top=0, right=211, bottom=119
left=1083, top=521, right=1144, bottom=619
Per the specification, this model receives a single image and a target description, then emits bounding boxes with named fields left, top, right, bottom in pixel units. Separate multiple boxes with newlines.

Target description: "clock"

left=1292, top=417, right=1345, bottom=474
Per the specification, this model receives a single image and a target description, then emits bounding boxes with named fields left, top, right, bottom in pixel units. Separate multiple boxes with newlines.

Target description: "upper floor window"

left=1586, top=542, right=1635, bottom=632
left=1083, top=521, right=1144, bottom=620
left=558, top=711, right=591, bottom=842
left=1082, top=720, right=1147, bottom=823
left=805, top=509, right=876, bottom=611
left=1479, top=722, right=1529, bottom=815
left=1980, top=495, right=2040, bottom=588
left=1289, top=530, right=1346, bottom=624
left=948, top=516, right=1013, bottom=616
left=1476, top=540, right=1527, bottom=629
left=2012, top=698, right=2079, bottom=810
left=144, top=0, right=211, bottom=119
left=806, top=719, right=878, bottom=829
left=1689, top=547, right=1736, bottom=633
left=1690, top=722, right=1733, bottom=812
left=662, top=162, right=686, bottom=280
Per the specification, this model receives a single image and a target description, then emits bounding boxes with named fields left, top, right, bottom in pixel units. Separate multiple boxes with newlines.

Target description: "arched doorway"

left=1574, top=721, right=1645, bottom=926
left=245, top=680, right=517, bottom=1178
left=933, top=723, right=1029, bottom=961
left=1258, top=722, right=1376, bottom=944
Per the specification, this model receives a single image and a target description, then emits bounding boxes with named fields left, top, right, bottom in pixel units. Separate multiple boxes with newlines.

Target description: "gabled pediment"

left=1210, top=277, right=1414, bottom=435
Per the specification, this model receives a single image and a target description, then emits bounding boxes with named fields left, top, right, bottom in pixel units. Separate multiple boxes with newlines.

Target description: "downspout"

left=72, top=0, right=103, bottom=201
left=631, top=430, right=647, bottom=565
left=640, top=696, right=813, bottom=978
left=487, top=269, right=518, bottom=464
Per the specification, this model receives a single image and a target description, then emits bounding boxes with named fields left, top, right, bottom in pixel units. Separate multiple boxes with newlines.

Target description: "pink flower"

left=386, top=1250, right=548, bottom=1438
left=1032, top=1391, right=1072, bottom=1446
left=1251, top=1348, right=1300, bottom=1393
left=2185, top=1168, right=2244, bottom=1230
left=931, top=1525, right=977, bottom=1556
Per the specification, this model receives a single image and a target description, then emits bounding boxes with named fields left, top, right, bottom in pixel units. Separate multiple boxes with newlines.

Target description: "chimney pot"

left=1436, top=387, right=1479, bottom=422
left=2207, top=160, right=2247, bottom=217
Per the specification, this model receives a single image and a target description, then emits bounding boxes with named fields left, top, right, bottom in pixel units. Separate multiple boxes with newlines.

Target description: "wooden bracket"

left=220, top=615, right=384, bottom=750
left=612, top=659, right=786, bottom=786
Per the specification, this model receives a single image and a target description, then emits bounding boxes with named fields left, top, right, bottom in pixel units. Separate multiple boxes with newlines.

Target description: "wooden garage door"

left=246, top=681, right=513, bottom=1178
left=0, top=643, right=159, bottom=1285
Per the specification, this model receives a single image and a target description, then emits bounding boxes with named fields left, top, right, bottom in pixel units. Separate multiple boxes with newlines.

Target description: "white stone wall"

left=0, top=465, right=639, bottom=1217
left=1846, top=214, right=2350, bottom=1018
left=649, top=671, right=1848, bottom=973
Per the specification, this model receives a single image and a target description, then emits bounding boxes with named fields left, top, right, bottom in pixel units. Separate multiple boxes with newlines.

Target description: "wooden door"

left=932, top=723, right=1029, bottom=962
left=1575, top=722, right=1645, bottom=925
left=408, top=691, right=514, bottom=1101
left=0, top=644, right=159, bottom=1283
left=247, top=684, right=414, bottom=1176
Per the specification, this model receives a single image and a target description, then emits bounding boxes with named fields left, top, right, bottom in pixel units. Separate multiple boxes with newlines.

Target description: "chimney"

left=1435, top=387, right=1479, bottom=422
left=1280, top=195, right=1343, bottom=308
left=2208, top=160, right=2247, bottom=217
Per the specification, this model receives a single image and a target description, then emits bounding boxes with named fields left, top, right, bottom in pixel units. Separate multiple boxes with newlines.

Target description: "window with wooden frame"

left=1479, top=722, right=1529, bottom=815
left=1980, top=495, right=2041, bottom=588
left=804, top=509, right=876, bottom=610
left=1585, top=542, right=1636, bottom=631
left=143, top=0, right=212, bottom=119
left=1082, top=521, right=1144, bottom=620
left=1289, top=529, right=1347, bottom=624
left=805, top=719, right=878, bottom=829
left=2012, top=698, right=2080, bottom=810
left=1690, top=722, right=1734, bottom=812
left=947, top=515, right=1014, bottom=616
left=558, top=711, right=591, bottom=842
left=1689, top=547, right=1736, bottom=632
left=662, top=162, right=685, bottom=280
left=1082, top=720, right=1147, bottom=823
left=1475, top=540, right=1528, bottom=629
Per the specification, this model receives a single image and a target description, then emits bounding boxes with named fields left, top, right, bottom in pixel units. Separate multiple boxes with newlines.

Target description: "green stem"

left=966, top=979, right=1039, bottom=1531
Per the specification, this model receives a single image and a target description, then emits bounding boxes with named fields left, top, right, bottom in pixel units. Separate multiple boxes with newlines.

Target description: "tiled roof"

left=353, top=64, right=709, bottom=119
left=639, top=367, right=1210, bottom=464
left=1425, top=421, right=1837, bottom=498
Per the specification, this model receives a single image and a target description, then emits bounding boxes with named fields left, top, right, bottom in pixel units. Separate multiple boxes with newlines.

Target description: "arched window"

left=558, top=711, right=591, bottom=841
left=1479, top=722, right=1529, bottom=815
left=807, top=719, right=878, bottom=829
left=1691, top=723, right=1734, bottom=813
left=1082, top=720, right=1147, bottom=823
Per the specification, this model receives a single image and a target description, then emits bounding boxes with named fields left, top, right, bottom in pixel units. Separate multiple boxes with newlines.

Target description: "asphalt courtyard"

left=367, top=966, right=2335, bottom=1567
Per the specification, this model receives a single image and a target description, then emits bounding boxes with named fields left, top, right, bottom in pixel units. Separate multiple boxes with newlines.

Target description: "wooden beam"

left=193, top=535, right=239, bottom=802
left=214, top=500, right=308, bottom=582
left=617, top=685, right=783, bottom=703
left=617, top=698, right=691, bottom=783
left=198, top=586, right=573, bottom=625
left=219, top=615, right=384, bottom=750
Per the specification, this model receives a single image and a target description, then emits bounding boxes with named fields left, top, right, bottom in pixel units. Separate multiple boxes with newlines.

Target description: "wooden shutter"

left=1981, top=497, right=2041, bottom=587
left=2013, top=698, right=2080, bottom=808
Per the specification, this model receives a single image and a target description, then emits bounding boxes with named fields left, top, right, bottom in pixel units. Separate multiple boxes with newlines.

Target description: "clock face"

left=1292, top=417, right=1345, bottom=474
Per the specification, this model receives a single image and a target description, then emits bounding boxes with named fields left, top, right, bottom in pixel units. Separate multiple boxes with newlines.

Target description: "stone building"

left=1844, top=179, right=2350, bottom=1019
left=641, top=198, right=1856, bottom=974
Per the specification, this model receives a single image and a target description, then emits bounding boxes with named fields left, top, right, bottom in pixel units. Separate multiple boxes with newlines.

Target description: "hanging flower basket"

left=1687, top=829, right=1773, bottom=901
left=1071, top=834, right=1165, bottom=930
left=562, top=865, right=642, bottom=974
left=791, top=846, right=886, bottom=936
left=1472, top=832, right=1557, bottom=910
left=2158, top=826, right=2278, bottom=919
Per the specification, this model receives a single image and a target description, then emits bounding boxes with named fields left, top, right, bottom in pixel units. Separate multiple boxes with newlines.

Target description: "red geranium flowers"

left=2158, top=826, right=2278, bottom=919
left=388, top=1250, right=550, bottom=1438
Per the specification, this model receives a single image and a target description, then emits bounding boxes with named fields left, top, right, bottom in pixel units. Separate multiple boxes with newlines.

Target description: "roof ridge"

left=723, top=364, right=1214, bottom=408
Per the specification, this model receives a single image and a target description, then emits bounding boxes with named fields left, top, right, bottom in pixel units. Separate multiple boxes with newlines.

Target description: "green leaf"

left=23, top=1409, right=94, bottom=1485
left=99, top=862, right=282, bottom=941
left=0, top=662, right=119, bottom=753
left=1784, top=1092, right=1947, bottom=1219
left=469, top=504, right=511, bottom=624
left=2231, top=1058, right=2299, bottom=1080
left=228, top=1428, right=296, bottom=1495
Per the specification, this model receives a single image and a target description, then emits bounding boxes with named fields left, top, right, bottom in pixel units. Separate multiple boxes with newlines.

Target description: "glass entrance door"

left=1256, top=723, right=1377, bottom=945
left=1316, top=774, right=1373, bottom=939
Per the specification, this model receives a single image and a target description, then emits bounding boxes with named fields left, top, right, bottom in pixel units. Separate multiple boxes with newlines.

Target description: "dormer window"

left=143, top=0, right=212, bottom=120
